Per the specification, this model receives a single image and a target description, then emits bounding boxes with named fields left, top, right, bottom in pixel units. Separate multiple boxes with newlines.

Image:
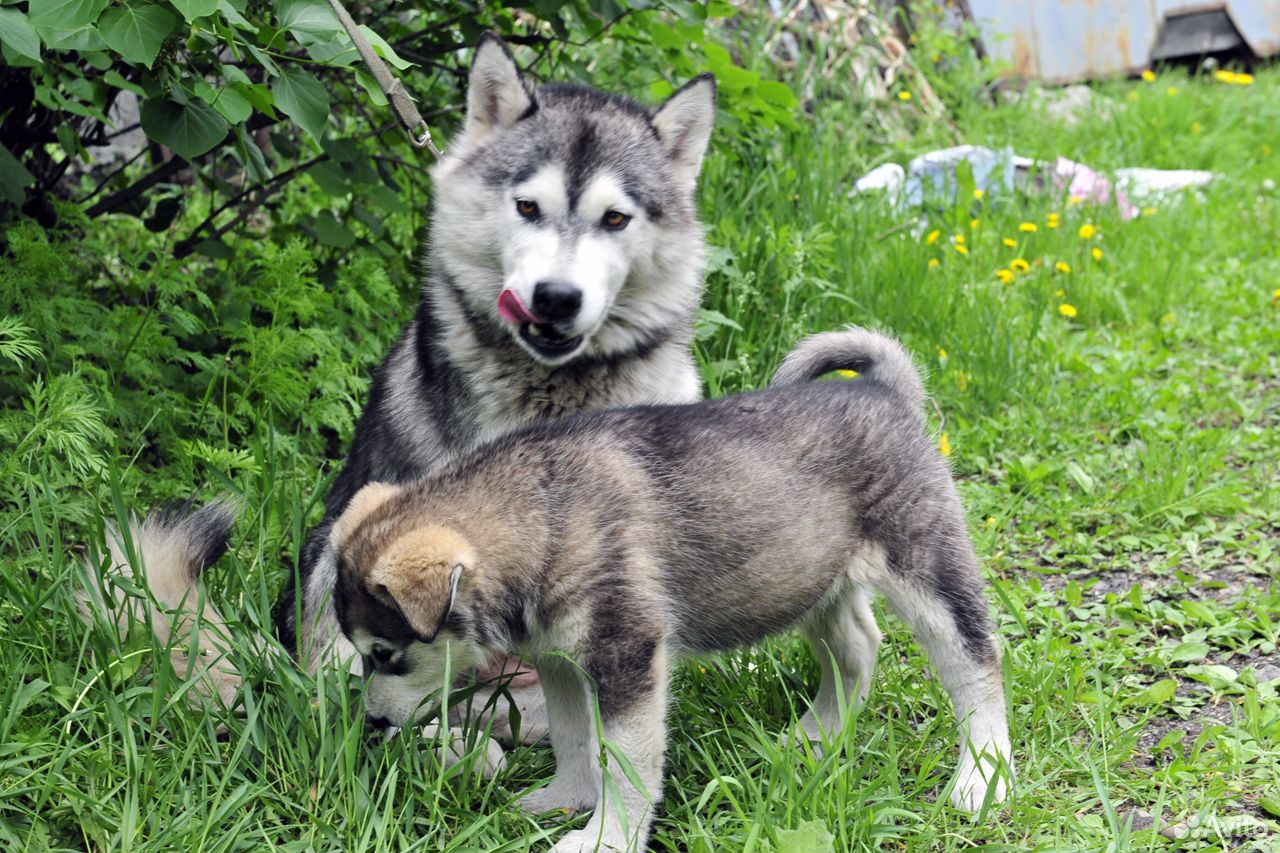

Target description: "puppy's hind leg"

left=798, top=583, right=881, bottom=742
left=874, top=533, right=1012, bottom=812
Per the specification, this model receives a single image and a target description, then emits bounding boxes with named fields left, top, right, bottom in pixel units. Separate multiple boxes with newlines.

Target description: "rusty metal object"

left=965, top=1, right=1280, bottom=83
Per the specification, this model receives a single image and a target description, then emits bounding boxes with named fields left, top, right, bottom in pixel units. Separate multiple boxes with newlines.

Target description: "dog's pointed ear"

left=369, top=527, right=472, bottom=642
left=331, top=482, right=402, bottom=551
left=465, top=34, right=535, bottom=141
left=651, top=74, right=716, bottom=187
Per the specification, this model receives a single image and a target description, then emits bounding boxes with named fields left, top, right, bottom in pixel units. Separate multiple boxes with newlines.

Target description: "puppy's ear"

left=369, top=526, right=472, bottom=642
left=331, top=482, right=402, bottom=551
left=464, top=34, right=535, bottom=141
left=651, top=74, right=716, bottom=187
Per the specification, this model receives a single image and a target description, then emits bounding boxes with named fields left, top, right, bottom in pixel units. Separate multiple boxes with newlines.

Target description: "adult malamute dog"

left=332, top=328, right=1012, bottom=853
left=84, top=34, right=716, bottom=766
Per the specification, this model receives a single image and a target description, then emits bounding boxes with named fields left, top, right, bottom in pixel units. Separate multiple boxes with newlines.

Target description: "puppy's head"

left=332, top=483, right=485, bottom=727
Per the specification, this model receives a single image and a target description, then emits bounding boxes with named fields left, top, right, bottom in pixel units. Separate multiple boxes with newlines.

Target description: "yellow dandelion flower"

left=1166, top=86, right=1179, bottom=96
left=925, top=229, right=940, bottom=245
left=1273, top=288, right=1280, bottom=299
left=1058, top=303, right=1078, bottom=318
left=927, top=258, right=940, bottom=270
left=898, top=91, right=912, bottom=101
left=1091, top=246, right=1103, bottom=261
left=973, top=189, right=985, bottom=200
left=1018, top=221, right=1038, bottom=233
left=1002, top=237, right=1017, bottom=248
left=1046, top=212, right=1061, bottom=229
left=1067, top=194, right=1085, bottom=206
left=1142, top=206, right=1158, bottom=217
left=938, top=347, right=948, bottom=361
left=1237, top=73, right=1254, bottom=85
left=1055, top=261, right=1071, bottom=274
left=1216, top=69, right=1235, bottom=83
left=970, top=218, right=980, bottom=230
left=954, top=243, right=969, bottom=256
left=835, top=369, right=859, bottom=378
left=985, top=516, right=997, bottom=529
left=955, top=371, right=969, bottom=392
left=1054, top=289, right=1065, bottom=298
left=938, top=432, right=952, bottom=457
left=1078, top=223, right=1097, bottom=239
left=1141, top=70, right=1156, bottom=82
left=954, top=233, right=965, bottom=244
left=1010, top=258, right=1030, bottom=274
left=995, top=268, right=1014, bottom=284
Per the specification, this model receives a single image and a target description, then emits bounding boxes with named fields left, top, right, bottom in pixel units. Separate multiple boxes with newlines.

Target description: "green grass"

left=3, top=65, right=1279, bottom=851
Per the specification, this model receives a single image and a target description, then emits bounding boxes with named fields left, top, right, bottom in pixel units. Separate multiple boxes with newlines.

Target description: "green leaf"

left=311, top=211, right=355, bottom=247
left=271, top=67, right=329, bottom=141
left=103, top=70, right=145, bottom=95
left=209, top=85, right=252, bottom=124
left=28, top=0, right=106, bottom=30
left=276, top=0, right=341, bottom=41
left=756, top=79, right=797, bottom=108
left=1168, top=639, right=1209, bottom=662
left=1125, top=678, right=1177, bottom=708
left=355, top=24, right=412, bottom=70
left=0, top=8, right=42, bottom=62
left=99, top=2, right=178, bottom=67
left=140, top=96, right=229, bottom=161
left=170, top=0, right=218, bottom=21
left=234, top=126, right=270, bottom=182
left=0, top=143, right=35, bottom=205
left=29, top=0, right=107, bottom=49
left=774, top=820, right=836, bottom=853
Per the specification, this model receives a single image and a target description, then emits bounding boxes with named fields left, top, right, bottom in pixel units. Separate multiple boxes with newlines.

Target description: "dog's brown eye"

left=516, top=199, right=539, bottom=220
left=602, top=210, right=630, bottom=230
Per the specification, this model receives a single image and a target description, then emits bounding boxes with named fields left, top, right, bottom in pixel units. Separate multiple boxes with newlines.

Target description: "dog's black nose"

left=367, top=714, right=392, bottom=731
left=532, top=280, right=582, bottom=322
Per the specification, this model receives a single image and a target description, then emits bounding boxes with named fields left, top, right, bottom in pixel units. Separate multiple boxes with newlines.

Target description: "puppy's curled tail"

left=78, top=500, right=243, bottom=708
left=770, top=326, right=926, bottom=423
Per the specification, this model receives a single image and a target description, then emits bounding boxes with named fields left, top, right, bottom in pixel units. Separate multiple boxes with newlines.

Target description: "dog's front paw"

left=547, top=827, right=625, bottom=853
left=517, top=778, right=597, bottom=814
left=950, top=758, right=1009, bottom=812
left=435, top=726, right=508, bottom=777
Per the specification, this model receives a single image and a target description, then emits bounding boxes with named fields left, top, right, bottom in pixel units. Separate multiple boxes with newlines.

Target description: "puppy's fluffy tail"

left=770, top=326, right=926, bottom=422
left=78, top=500, right=243, bottom=708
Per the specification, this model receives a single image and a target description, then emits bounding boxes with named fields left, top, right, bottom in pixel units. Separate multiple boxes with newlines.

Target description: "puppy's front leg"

left=517, top=654, right=598, bottom=813
left=549, top=639, right=669, bottom=853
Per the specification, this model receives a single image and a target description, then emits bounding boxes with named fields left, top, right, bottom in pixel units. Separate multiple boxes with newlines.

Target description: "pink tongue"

left=497, top=289, right=540, bottom=325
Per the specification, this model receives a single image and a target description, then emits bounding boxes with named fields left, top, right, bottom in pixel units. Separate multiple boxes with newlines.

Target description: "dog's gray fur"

left=332, top=328, right=1013, bottom=853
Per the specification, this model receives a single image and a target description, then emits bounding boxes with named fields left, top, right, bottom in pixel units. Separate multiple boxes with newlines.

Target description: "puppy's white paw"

left=950, top=759, right=1009, bottom=812
left=517, top=778, right=597, bottom=815
left=548, top=827, right=626, bottom=853
left=433, top=726, right=508, bottom=777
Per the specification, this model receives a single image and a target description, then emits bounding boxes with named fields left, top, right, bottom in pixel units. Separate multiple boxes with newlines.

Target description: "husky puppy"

left=84, top=35, right=717, bottom=766
left=332, top=328, right=1013, bottom=853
